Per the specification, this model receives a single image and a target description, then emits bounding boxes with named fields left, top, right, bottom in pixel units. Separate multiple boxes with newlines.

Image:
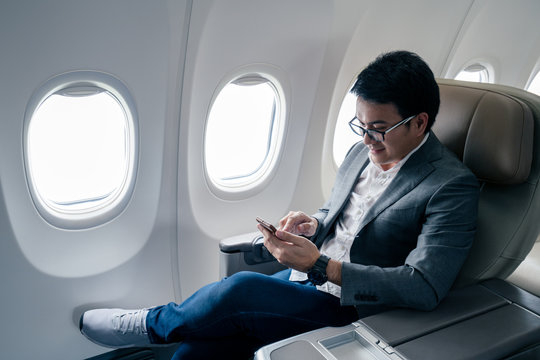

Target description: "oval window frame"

left=454, top=62, right=494, bottom=84
left=203, top=67, right=288, bottom=199
left=23, top=71, right=139, bottom=229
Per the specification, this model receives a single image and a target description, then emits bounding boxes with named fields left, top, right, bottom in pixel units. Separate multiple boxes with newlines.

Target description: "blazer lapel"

left=356, top=133, right=443, bottom=233
left=326, top=146, right=370, bottom=223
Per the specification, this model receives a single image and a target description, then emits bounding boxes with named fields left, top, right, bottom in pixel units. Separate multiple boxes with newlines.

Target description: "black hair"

left=350, top=50, right=440, bottom=132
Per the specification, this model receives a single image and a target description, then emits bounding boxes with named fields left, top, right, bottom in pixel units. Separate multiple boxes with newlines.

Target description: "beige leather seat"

left=434, top=79, right=540, bottom=289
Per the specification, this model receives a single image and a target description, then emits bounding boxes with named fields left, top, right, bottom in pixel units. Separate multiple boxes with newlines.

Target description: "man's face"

left=355, top=97, right=427, bottom=171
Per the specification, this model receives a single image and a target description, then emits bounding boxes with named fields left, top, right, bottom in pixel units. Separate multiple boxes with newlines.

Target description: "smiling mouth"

left=369, top=147, right=385, bottom=154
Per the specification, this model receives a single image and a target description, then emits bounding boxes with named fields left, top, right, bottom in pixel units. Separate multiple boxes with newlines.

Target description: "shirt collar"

left=370, top=133, right=430, bottom=173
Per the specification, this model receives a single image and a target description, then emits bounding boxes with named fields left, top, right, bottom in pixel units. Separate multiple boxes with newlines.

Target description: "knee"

left=218, top=271, right=266, bottom=302
left=222, top=271, right=264, bottom=289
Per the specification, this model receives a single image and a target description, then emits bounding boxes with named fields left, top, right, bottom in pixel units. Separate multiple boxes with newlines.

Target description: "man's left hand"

left=258, top=225, right=319, bottom=272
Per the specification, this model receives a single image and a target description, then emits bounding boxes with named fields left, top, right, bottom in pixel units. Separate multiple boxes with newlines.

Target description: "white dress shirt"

left=289, top=134, right=429, bottom=298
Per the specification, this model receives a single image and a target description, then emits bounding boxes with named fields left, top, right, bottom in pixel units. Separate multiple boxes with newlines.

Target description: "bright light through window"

left=455, top=64, right=490, bottom=83
left=205, top=76, right=284, bottom=190
left=333, top=90, right=360, bottom=166
left=27, top=89, right=132, bottom=214
left=527, top=71, right=540, bottom=96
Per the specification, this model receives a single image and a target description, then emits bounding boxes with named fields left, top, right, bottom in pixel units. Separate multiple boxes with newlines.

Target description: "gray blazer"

left=312, top=132, right=479, bottom=312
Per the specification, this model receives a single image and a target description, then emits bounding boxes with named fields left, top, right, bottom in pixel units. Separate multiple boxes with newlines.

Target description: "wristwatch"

left=307, top=254, right=330, bottom=285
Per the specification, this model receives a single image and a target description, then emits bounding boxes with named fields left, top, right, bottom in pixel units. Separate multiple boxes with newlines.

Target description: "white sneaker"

left=80, top=308, right=151, bottom=348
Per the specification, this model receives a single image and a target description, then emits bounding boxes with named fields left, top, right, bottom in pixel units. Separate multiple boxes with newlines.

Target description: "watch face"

left=308, top=268, right=327, bottom=285
left=308, top=255, right=330, bottom=285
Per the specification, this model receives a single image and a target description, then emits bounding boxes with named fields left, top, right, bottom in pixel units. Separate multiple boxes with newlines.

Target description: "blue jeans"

left=145, top=270, right=368, bottom=359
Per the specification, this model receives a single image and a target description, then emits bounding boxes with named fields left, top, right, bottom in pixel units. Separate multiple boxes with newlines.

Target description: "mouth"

left=369, top=146, right=385, bottom=154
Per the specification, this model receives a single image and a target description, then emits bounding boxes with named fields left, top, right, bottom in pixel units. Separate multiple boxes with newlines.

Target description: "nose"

left=363, top=131, right=376, bottom=144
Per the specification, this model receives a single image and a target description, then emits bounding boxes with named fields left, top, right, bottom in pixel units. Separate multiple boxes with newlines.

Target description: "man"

left=80, top=50, right=479, bottom=359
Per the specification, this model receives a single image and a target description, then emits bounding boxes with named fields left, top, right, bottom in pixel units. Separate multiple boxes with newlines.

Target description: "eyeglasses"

left=348, top=114, right=417, bottom=142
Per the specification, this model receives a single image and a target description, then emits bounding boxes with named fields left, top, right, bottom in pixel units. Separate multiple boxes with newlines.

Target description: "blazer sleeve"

left=340, top=170, right=479, bottom=311
left=310, top=200, right=330, bottom=240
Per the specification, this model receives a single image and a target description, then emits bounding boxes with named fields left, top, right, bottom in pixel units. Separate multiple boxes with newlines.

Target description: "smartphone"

left=256, top=217, right=277, bottom=234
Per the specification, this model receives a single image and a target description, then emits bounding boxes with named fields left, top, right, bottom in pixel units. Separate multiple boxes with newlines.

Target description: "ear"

left=414, top=112, right=429, bottom=136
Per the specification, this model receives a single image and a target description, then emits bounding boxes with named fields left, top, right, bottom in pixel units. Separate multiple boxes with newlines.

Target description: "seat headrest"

left=434, top=80, right=534, bottom=184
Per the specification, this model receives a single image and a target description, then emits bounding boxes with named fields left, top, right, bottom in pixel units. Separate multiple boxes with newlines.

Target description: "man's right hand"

left=279, top=211, right=318, bottom=237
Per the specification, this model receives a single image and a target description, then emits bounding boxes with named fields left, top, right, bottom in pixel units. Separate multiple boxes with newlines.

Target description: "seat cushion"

left=435, top=82, right=534, bottom=184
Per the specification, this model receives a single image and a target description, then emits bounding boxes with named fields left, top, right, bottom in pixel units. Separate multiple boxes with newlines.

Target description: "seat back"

left=434, top=79, right=540, bottom=287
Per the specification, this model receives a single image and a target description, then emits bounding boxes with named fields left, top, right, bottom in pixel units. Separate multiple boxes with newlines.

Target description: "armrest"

left=219, top=231, right=276, bottom=265
left=219, top=231, right=261, bottom=253
left=359, top=283, right=508, bottom=346
left=254, top=280, right=540, bottom=360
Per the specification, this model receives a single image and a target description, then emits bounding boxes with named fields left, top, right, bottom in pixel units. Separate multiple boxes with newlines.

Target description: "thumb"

left=275, top=230, right=303, bottom=245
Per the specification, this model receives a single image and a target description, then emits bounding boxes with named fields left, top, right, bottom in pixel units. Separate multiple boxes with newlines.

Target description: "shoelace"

left=112, top=310, right=148, bottom=335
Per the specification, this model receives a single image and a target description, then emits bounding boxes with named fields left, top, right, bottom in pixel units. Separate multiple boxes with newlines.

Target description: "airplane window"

left=25, top=77, right=137, bottom=229
left=205, top=75, right=285, bottom=192
left=333, top=89, right=359, bottom=167
left=455, top=64, right=490, bottom=83
left=526, top=71, right=540, bottom=96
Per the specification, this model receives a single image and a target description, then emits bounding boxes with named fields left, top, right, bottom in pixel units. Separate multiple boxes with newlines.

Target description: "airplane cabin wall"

left=442, top=0, right=540, bottom=87
left=0, top=1, right=190, bottom=358
left=176, top=0, right=334, bottom=298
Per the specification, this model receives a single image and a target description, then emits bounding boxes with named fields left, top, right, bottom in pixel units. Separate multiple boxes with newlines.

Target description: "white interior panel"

left=443, top=0, right=540, bottom=87
left=176, top=0, right=333, bottom=297
left=0, top=0, right=190, bottom=358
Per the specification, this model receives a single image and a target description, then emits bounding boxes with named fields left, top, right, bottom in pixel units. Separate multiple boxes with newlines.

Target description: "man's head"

left=349, top=51, right=439, bottom=170
left=350, top=50, right=440, bottom=132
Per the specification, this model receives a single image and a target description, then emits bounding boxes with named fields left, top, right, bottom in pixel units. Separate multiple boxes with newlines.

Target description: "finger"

left=261, top=228, right=275, bottom=250
left=275, top=230, right=305, bottom=245
left=263, top=232, right=290, bottom=263
left=257, top=224, right=273, bottom=238
left=278, top=211, right=295, bottom=231
left=259, top=224, right=286, bottom=245
left=281, top=212, right=307, bottom=233
left=296, top=223, right=310, bottom=235
left=300, top=220, right=318, bottom=236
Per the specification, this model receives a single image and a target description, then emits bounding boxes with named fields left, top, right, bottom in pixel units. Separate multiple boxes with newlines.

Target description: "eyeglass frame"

left=348, top=114, right=417, bottom=142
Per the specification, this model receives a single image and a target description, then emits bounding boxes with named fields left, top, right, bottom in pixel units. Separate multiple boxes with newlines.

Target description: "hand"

left=257, top=225, right=320, bottom=272
left=279, top=211, right=318, bottom=237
